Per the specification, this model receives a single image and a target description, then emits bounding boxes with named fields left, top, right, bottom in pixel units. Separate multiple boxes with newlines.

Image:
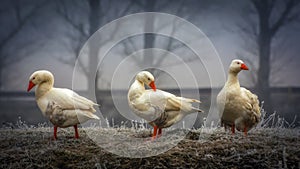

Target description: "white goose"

left=217, top=59, right=260, bottom=135
left=128, top=71, right=203, bottom=140
left=27, top=70, right=100, bottom=139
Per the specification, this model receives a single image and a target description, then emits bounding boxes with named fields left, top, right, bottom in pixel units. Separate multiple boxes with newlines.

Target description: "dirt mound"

left=0, top=128, right=299, bottom=168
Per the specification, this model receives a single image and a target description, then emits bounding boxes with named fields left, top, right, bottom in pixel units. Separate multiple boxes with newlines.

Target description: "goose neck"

left=226, top=71, right=240, bottom=87
left=36, top=81, right=53, bottom=99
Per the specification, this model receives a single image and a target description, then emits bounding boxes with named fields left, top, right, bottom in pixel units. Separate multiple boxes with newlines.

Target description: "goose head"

left=27, top=70, right=54, bottom=92
left=229, top=59, right=249, bottom=73
left=136, top=71, right=156, bottom=91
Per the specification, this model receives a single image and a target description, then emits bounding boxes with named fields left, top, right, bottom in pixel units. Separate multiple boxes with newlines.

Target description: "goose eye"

left=32, top=77, right=36, bottom=80
left=237, top=62, right=240, bottom=64
left=147, top=78, right=150, bottom=81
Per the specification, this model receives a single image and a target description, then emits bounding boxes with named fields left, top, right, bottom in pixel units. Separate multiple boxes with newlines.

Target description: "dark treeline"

left=1, top=87, right=299, bottom=127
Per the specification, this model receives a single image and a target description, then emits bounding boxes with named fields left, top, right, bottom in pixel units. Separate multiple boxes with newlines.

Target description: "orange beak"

left=149, top=81, right=156, bottom=91
left=27, top=81, right=35, bottom=92
left=241, top=63, right=249, bottom=70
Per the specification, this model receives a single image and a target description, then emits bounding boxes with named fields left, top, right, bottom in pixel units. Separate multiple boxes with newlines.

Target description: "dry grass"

left=0, top=127, right=299, bottom=169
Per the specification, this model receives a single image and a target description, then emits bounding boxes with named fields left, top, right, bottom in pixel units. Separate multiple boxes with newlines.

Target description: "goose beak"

left=241, top=63, right=249, bottom=70
left=149, top=81, right=156, bottom=91
left=27, top=81, right=35, bottom=92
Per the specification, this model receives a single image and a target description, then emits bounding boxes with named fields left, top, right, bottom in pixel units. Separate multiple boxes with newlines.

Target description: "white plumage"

left=27, top=70, right=99, bottom=139
left=217, top=59, right=260, bottom=135
left=128, top=71, right=202, bottom=140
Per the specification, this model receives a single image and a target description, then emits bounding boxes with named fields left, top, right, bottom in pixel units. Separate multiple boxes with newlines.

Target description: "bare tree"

left=0, top=0, right=47, bottom=90
left=234, top=0, right=300, bottom=114
left=55, top=0, right=215, bottom=90
left=55, top=0, right=134, bottom=91
left=123, top=0, right=206, bottom=77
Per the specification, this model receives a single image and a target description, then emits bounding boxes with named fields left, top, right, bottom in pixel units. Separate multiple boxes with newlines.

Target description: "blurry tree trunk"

left=143, top=0, right=155, bottom=67
left=249, top=0, right=299, bottom=115
left=127, top=0, right=198, bottom=77
left=142, top=0, right=163, bottom=77
left=0, top=60, right=3, bottom=90
left=88, top=0, right=101, bottom=95
left=254, top=0, right=273, bottom=114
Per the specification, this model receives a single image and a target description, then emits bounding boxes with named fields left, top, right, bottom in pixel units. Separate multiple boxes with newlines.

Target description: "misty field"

left=0, top=126, right=299, bottom=169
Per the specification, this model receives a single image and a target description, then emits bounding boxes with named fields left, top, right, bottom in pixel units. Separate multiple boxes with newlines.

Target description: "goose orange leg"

left=158, top=128, right=162, bottom=137
left=74, top=124, right=79, bottom=139
left=243, top=126, right=248, bottom=136
left=223, top=123, right=227, bottom=131
left=231, top=124, right=235, bottom=134
left=53, top=126, right=58, bottom=140
left=152, top=126, right=158, bottom=141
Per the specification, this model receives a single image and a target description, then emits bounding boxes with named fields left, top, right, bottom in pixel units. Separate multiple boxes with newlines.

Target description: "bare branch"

left=270, top=0, right=300, bottom=35
left=160, top=56, right=199, bottom=68
left=132, top=0, right=146, bottom=8
left=118, top=0, right=135, bottom=17
left=12, top=1, right=22, bottom=24
left=269, top=0, right=278, bottom=14
left=153, top=19, right=179, bottom=67
left=0, top=0, right=48, bottom=50
left=153, top=0, right=190, bottom=67
left=122, top=37, right=144, bottom=66
left=250, top=0, right=262, bottom=13
left=270, top=37, right=294, bottom=77
left=55, top=1, right=89, bottom=38
left=54, top=0, right=136, bottom=80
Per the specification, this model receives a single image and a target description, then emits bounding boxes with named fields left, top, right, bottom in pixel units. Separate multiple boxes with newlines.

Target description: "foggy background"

left=0, top=0, right=300, bottom=127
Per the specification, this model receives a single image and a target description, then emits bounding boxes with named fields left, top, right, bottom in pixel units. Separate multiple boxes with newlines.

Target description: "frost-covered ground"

left=0, top=126, right=299, bottom=169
